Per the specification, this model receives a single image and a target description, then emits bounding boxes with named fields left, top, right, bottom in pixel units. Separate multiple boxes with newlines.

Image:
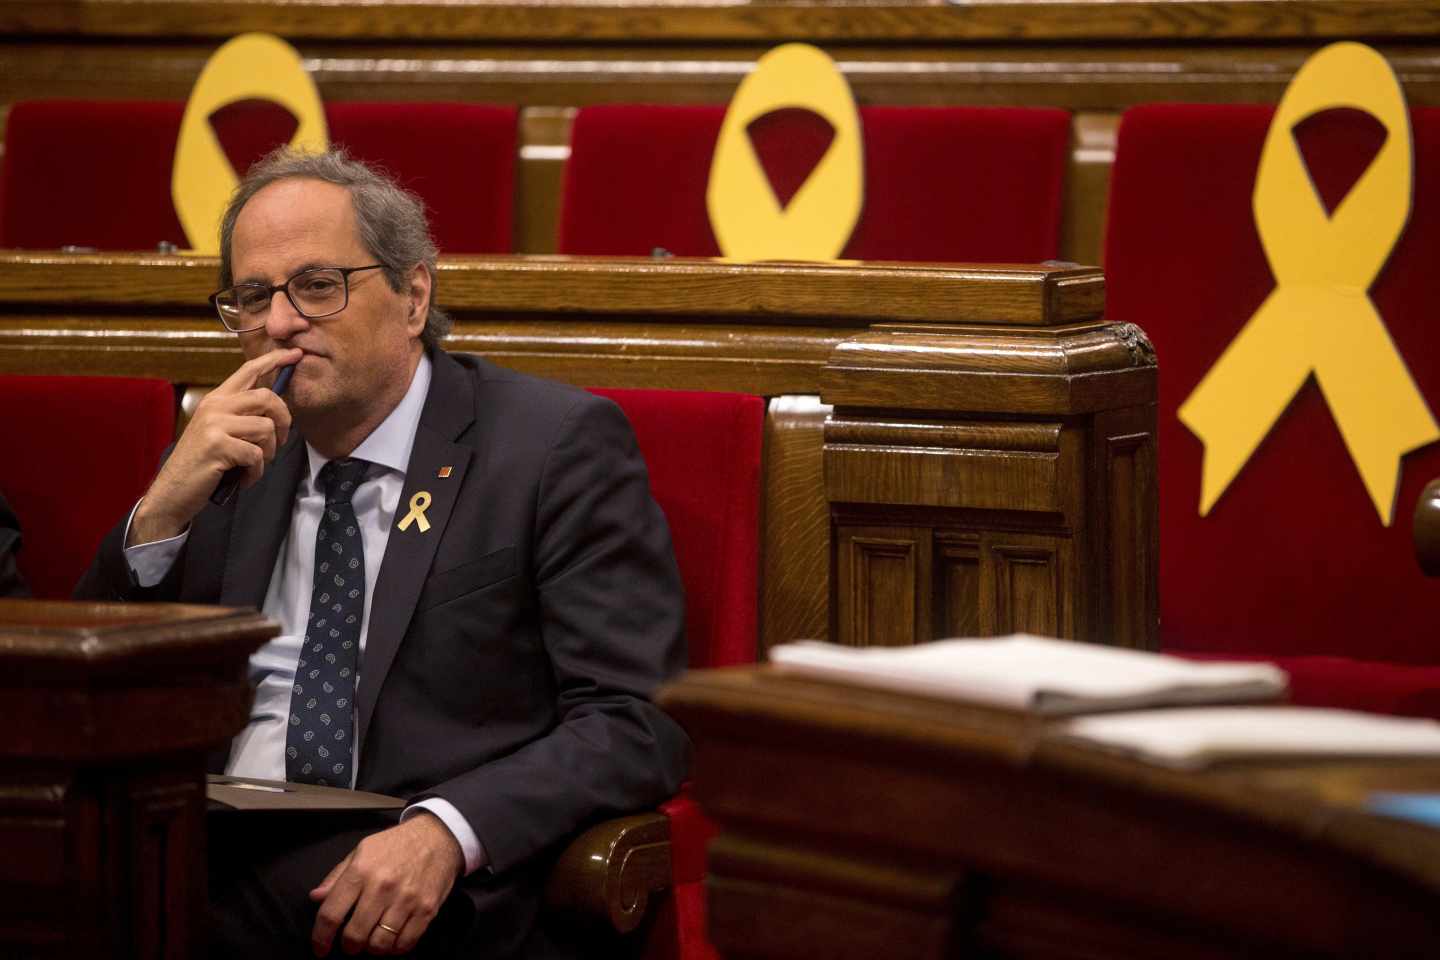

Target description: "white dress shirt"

left=124, top=353, right=486, bottom=874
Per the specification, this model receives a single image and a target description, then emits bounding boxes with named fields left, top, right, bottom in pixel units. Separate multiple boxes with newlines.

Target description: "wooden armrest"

left=1415, top=478, right=1440, bottom=577
left=544, top=812, right=672, bottom=934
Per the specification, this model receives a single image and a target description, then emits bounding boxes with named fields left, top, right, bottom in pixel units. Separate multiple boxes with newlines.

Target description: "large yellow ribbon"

left=707, top=43, right=863, bottom=261
left=1179, top=41, right=1438, bottom=525
left=172, top=33, right=328, bottom=254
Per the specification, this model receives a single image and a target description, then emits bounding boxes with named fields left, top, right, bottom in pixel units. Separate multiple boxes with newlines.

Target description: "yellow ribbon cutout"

left=172, top=32, right=328, bottom=254
left=707, top=43, right=864, bottom=261
left=1179, top=41, right=1439, bottom=525
left=398, top=492, right=432, bottom=533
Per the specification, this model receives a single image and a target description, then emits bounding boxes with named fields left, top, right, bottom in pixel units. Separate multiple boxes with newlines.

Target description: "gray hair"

left=218, top=146, right=451, bottom=348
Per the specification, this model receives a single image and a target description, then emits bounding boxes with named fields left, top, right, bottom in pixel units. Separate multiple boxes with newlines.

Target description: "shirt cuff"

left=121, top=500, right=189, bottom=587
left=403, top=799, right=488, bottom=876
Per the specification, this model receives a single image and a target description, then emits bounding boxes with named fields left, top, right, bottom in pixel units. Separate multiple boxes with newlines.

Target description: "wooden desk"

left=0, top=600, right=276, bottom=959
left=0, top=252, right=1157, bottom=653
left=660, top=667, right=1440, bottom=958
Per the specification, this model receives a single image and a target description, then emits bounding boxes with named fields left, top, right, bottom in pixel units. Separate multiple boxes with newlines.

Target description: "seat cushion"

left=560, top=104, right=1070, bottom=262
left=588, top=388, right=763, bottom=669
left=0, top=375, right=175, bottom=599
left=0, top=99, right=517, bottom=254
left=1106, top=103, right=1440, bottom=663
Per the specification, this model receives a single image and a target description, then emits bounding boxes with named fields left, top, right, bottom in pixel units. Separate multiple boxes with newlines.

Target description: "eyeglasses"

left=210, top=264, right=386, bottom=332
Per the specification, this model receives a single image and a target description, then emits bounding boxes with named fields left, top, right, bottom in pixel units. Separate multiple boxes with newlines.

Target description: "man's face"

left=231, top=178, right=427, bottom=430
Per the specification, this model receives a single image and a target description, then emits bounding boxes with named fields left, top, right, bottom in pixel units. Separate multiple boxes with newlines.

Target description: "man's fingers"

left=310, top=867, right=363, bottom=956
left=366, top=913, right=410, bottom=956
left=309, top=851, right=351, bottom=902
left=339, top=884, right=391, bottom=956
left=232, top=414, right=286, bottom=461
left=215, top=347, right=302, bottom=396
left=391, top=909, right=435, bottom=955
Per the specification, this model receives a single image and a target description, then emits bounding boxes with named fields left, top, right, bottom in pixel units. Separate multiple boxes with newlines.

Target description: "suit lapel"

left=357, top=351, right=476, bottom=754
left=220, top=436, right=306, bottom=608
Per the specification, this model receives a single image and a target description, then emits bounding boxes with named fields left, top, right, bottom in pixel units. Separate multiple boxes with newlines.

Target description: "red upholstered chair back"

left=1105, top=104, right=1440, bottom=664
left=0, top=376, right=175, bottom=599
left=588, top=388, right=763, bottom=669
left=558, top=105, right=1071, bottom=262
left=0, top=100, right=518, bottom=253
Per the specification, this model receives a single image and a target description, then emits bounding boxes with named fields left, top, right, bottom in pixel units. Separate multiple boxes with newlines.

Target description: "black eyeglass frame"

left=209, top=263, right=387, bottom=332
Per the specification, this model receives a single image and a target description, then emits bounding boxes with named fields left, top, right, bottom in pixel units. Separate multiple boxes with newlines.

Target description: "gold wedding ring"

left=377, top=922, right=402, bottom=936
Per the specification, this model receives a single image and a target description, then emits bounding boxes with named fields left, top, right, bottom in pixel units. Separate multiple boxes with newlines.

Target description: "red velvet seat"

left=0, top=375, right=175, bottom=599
left=1105, top=103, right=1440, bottom=716
left=0, top=100, right=518, bottom=253
left=587, top=387, right=762, bottom=960
left=559, top=105, right=1071, bottom=262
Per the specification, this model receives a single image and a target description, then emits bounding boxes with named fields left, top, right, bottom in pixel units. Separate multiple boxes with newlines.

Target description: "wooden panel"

left=517, top=106, right=575, bottom=256
left=1065, top=111, right=1119, bottom=267
left=708, top=833, right=961, bottom=960
left=986, top=535, right=1064, bottom=637
left=760, top=396, right=831, bottom=652
left=6, top=2, right=1440, bottom=42
left=934, top=532, right=981, bottom=639
left=1105, top=428, right=1158, bottom=651
left=835, top=527, right=927, bottom=648
left=826, top=443, right=1062, bottom=513
left=0, top=252, right=1103, bottom=326
left=0, top=601, right=274, bottom=959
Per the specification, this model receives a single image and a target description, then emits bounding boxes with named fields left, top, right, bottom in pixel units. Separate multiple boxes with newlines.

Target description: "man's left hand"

left=309, top=812, right=464, bottom=956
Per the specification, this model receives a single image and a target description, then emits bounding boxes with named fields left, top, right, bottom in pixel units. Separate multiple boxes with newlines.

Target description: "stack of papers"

left=768, top=635, right=1287, bottom=715
left=1059, top=707, right=1440, bottom=769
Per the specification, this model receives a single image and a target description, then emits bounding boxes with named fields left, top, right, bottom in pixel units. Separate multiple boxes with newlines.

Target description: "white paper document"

left=1058, top=706, right=1440, bottom=769
left=768, top=635, right=1287, bottom=715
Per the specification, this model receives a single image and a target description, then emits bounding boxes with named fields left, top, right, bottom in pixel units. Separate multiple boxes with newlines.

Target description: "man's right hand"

left=128, top=347, right=302, bottom=546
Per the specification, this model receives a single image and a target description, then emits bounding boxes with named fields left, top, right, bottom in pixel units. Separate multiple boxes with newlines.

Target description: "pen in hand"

left=209, top=363, right=295, bottom=507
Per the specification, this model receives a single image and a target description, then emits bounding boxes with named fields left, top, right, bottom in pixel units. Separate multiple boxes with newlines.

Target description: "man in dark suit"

left=75, top=147, right=689, bottom=958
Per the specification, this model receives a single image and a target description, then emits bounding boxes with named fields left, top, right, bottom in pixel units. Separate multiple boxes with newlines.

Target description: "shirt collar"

left=304, top=352, right=433, bottom=489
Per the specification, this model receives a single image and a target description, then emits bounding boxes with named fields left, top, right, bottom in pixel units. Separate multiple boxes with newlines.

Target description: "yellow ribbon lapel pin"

left=398, top=491, right=432, bottom=533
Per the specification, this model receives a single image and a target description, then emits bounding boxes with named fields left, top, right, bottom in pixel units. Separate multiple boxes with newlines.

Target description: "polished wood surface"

left=0, top=600, right=276, bottom=959
left=0, top=253, right=1156, bottom=651
left=661, top=666, right=1440, bottom=958
left=7, top=1, right=1440, bottom=42
left=545, top=813, right=673, bottom=935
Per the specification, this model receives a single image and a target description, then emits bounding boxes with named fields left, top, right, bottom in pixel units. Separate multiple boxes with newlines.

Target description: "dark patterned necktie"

left=286, top=457, right=369, bottom=786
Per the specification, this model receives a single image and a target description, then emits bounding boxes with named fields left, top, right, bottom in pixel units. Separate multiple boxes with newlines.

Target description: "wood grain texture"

left=661, top=668, right=1440, bottom=958
left=0, top=252, right=1101, bottom=325
left=0, top=600, right=277, bottom=959
left=6, top=42, right=1440, bottom=112
left=1093, top=404, right=1160, bottom=650
left=760, top=397, right=832, bottom=653
left=834, top=526, right=927, bottom=648
left=5, top=1, right=1440, bottom=42
left=707, top=834, right=961, bottom=960
left=543, top=813, right=671, bottom=934
left=822, top=323, right=1155, bottom=416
